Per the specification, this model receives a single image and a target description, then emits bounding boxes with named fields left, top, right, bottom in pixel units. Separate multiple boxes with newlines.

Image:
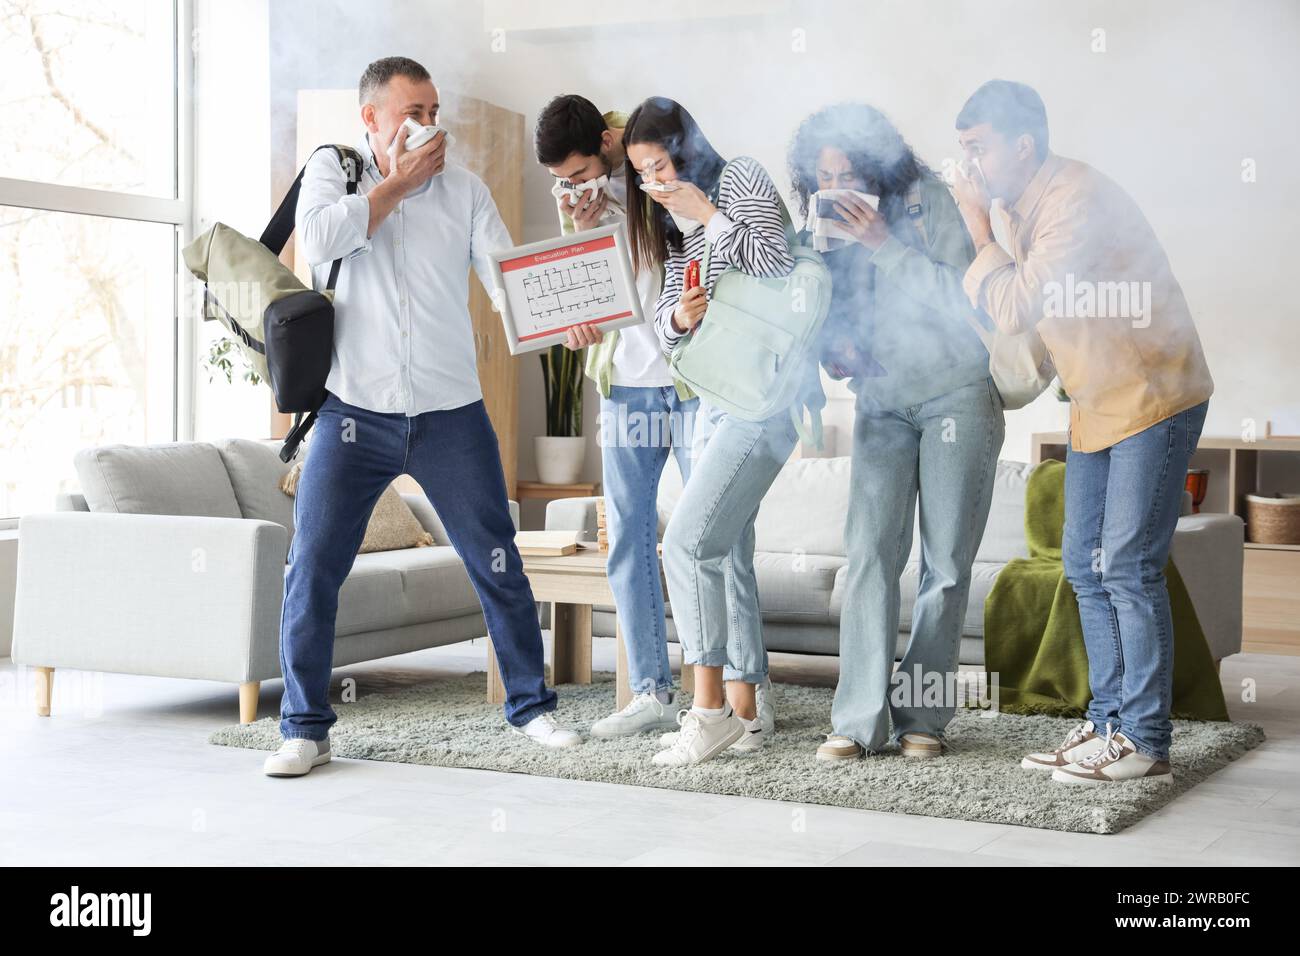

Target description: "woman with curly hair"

left=788, top=103, right=1004, bottom=762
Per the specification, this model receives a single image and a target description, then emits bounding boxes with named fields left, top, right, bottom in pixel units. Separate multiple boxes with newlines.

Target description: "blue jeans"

left=1062, top=399, right=1209, bottom=761
left=662, top=400, right=797, bottom=684
left=832, top=377, right=1004, bottom=750
left=278, top=392, right=556, bottom=740
left=599, top=385, right=699, bottom=696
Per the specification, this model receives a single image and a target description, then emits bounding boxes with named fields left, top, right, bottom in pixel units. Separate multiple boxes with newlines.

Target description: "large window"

left=0, top=1, right=186, bottom=518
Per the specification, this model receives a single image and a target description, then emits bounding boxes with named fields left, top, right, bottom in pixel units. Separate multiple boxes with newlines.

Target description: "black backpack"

left=259, top=145, right=363, bottom=461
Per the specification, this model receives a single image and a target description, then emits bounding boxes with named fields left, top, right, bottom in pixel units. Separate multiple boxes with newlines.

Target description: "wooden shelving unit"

left=1032, top=432, right=1300, bottom=656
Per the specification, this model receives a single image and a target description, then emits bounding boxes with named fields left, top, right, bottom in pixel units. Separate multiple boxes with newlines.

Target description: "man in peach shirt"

left=952, top=80, right=1213, bottom=786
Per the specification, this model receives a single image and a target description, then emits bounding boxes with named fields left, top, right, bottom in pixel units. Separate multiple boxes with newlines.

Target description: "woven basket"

left=1245, top=493, right=1300, bottom=545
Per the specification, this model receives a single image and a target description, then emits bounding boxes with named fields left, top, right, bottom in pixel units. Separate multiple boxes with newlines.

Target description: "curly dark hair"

left=787, top=103, right=930, bottom=222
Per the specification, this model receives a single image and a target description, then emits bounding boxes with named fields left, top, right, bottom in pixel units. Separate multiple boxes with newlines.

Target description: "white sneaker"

left=657, top=679, right=773, bottom=749
left=590, top=692, right=679, bottom=738
left=1052, top=728, right=1173, bottom=785
left=1021, top=719, right=1107, bottom=771
left=659, top=718, right=764, bottom=752
left=652, top=707, right=745, bottom=767
left=263, top=737, right=331, bottom=777
left=756, top=678, right=775, bottom=734
left=730, top=719, right=768, bottom=753
left=513, top=713, right=582, bottom=749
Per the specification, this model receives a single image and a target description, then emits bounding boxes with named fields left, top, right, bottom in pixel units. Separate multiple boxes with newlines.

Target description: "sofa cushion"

left=755, top=457, right=852, bottom=556
left=657, top=455, right=853, bottom=557
left=353, top=546, right=481, bottom=625
left=333, top=560, right=406, bottom=638
left=334, top=547, right=480, bottom=636
left=74, top=442, right=242, bottom=518
left=830, top=559, right=1004, bottom=638
left=974, top=460, right=1034, bottom=564
left=753, top=551, right=844, bottom=623
left=215, top=438, right=295, bottom=542
left=624, top=553, right=842, bottom=626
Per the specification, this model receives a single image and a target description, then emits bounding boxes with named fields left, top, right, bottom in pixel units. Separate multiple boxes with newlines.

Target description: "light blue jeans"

left=662, top=400, right=797, bottom=684
left=832, top=377, right=1004, bottom=750
left=1062, top=400, right=1209, bottom=761
left=599, top=384, right=698, bottom=695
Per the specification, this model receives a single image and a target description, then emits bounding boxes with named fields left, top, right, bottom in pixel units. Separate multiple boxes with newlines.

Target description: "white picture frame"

left=488, top=222, right=644, bottom=355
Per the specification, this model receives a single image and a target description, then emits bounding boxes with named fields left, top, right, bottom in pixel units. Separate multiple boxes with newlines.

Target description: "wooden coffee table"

left=485, top=548, right=692, bottom=709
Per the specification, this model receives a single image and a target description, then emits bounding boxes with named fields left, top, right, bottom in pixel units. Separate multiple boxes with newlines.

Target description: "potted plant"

left=204, top=336, right=262, bottom=386
left=535, top=343, right=586, bottom=484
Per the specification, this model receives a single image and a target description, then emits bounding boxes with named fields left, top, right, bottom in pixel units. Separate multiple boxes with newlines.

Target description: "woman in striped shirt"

left=622, top=97, right=811, bottom=766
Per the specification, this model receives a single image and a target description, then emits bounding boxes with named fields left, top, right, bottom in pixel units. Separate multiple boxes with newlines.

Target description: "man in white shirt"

left=534, top=95, right=706, bottom=738
left=264, top=57, right=581, bottom=777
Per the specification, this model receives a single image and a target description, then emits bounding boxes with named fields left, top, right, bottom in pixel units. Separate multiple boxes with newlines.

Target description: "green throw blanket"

left=983, top=459, right=1228, bottom=720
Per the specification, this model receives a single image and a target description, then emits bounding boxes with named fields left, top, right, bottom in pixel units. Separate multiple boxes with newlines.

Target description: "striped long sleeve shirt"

left=654, top=156, right=795, bottom=354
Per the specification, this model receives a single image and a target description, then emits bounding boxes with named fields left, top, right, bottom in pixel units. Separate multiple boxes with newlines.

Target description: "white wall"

left=243, top=0, right=1299, bottom=482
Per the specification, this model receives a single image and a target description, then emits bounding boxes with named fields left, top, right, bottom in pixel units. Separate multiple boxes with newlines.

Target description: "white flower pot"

left=534, top=436, right=585, bottom=485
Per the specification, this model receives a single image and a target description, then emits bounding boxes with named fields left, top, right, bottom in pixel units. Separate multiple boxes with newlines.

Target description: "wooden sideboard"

left=1031, top=431, right=1300, bottom=656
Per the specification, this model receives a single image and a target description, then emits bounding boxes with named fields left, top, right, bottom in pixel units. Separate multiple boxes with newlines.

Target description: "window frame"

left=0, top=0, right=194, bottom=450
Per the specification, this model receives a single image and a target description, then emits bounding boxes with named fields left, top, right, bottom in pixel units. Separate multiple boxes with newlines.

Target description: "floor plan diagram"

left=522, top=260, right=616, bottom=320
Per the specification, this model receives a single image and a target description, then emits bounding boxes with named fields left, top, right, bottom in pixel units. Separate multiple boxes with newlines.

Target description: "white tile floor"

left=1, top=639, right=1296, bottom=866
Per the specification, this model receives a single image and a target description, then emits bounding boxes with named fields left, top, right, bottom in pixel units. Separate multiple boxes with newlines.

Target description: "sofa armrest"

left=401, top=494, right=520, bottom=543
left=545, top=496, right=601, bottom=539
left=1171, top=513, right=1244, bottom=661
left=12, top=512, right=288, bottom=683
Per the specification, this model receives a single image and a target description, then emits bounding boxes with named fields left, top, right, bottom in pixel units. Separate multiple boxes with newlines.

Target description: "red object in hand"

left=685, top=259, right=701, bottom=291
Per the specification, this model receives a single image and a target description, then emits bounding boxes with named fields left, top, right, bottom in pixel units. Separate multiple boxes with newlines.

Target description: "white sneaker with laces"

left=513, top=713, right=582, bottom=749
left=263, top=737, right=331, bottom=777
left=591, top=692, right=678, bottom=738
left=652, top=707, right=745, bottom=767
left=659, top=679, right=773, bottom=748
left=1021, top=719, right=1107, bottom=771
left=1052, top=727, right=1173, bottom=785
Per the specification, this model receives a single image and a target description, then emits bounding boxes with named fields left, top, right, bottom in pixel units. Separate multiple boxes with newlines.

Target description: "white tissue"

left=807, top=189, right=879, bottom=252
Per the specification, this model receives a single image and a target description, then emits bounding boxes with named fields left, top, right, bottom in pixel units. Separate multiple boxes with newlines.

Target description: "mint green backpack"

left=668, top=165, right=833, bottom=447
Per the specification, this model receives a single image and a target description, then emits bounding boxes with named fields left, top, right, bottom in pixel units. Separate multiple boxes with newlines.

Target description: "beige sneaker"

left=816, top=735, right=863, bottom=761
left=900, top=732, right=943, bottom=758
left=1052, top=730, right=1173, bottom=785
left=1021, top=720, right=1107, bottom=771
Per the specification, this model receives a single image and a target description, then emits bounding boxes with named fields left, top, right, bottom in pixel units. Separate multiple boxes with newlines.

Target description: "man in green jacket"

left=535, top=95, right=724, bottom=737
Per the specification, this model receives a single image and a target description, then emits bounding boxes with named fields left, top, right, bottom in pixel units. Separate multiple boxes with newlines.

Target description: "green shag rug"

left=209, top=672, right=1264, bottom=834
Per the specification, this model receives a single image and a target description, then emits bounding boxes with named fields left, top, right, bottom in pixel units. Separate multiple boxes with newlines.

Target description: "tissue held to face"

left=626, top=141, right=715, bottom=236
left=367, top=74, right=442, bottom=177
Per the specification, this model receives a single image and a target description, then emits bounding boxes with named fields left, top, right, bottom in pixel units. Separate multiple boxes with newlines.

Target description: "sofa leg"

left=34, top=667, right=54, bottom=716
left=239, top=681, right=260, bottom=724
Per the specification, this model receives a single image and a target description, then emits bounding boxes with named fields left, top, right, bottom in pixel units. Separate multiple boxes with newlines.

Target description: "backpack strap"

left=279, top=408, right=317, bottom=463
left=259, top=144, right=362, bottom=291
left=790, top=403, right=823, bottom=450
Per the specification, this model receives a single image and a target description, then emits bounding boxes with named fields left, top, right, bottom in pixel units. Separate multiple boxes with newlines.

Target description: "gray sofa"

left=545, top=457, right=1245, bottom=666
left=11, top=439, right=505, bottom=723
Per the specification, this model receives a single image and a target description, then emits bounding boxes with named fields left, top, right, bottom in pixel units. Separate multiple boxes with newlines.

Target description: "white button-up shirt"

left=295, top=131, right=514, bottom=415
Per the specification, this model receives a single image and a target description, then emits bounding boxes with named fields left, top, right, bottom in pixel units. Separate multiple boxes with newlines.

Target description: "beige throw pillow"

left=279, top=461, right=434, bottom=554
